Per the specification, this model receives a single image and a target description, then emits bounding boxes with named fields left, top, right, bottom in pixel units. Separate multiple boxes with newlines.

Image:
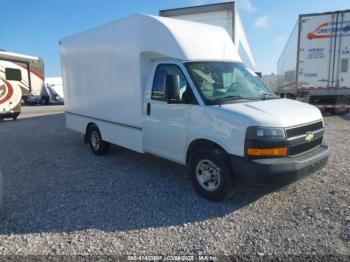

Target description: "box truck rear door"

left=334, top=11, right=350, bottom=88
left=297, top=13, right=335, bottom=89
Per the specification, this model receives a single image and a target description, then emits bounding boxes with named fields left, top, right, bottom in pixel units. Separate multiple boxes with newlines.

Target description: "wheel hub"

left=91, top=131, right=100, bottom=150
left=195, top=159, right=221, bottom=191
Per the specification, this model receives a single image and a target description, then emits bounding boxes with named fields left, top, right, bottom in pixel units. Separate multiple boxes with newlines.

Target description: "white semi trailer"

left=159, top=1, right=256, bottom=71
left=277, top=10, right=350, bottom=114
left=0, top=51, right=45, bottom=119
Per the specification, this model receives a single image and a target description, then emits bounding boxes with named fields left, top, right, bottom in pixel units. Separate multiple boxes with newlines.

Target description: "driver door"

left=144, top=63, right=196, bottom=164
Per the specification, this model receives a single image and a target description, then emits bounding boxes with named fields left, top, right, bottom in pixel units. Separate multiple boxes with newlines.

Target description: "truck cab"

left=138, top=59, right=329, bottom=200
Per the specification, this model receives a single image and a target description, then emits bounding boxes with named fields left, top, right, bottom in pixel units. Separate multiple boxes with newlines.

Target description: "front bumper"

left=230, top=143, right=330, bottom=187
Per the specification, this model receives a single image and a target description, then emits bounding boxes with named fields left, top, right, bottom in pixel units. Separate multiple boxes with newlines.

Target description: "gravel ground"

left=0, top=110, right=349, bottom=259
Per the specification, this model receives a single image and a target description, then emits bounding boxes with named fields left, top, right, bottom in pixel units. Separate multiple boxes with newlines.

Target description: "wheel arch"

left=186, top=138, right=229, bottom=165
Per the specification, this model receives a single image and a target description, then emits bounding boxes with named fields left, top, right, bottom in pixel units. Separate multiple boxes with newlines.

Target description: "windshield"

left=185, top=61, right=278, bottom=105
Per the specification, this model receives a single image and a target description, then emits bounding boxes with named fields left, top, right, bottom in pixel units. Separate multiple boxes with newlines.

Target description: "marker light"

left=247, top=147, right=288, bottom=156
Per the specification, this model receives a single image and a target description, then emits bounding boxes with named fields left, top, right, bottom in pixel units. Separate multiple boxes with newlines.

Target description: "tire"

left=334, top=97, right=349, bottom=115
left=189, top=148, right=237, bottom=202
left=87, top=125, right=110, bottom=155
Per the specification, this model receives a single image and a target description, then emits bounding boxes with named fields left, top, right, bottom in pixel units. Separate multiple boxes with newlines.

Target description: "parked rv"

left=277, top=10, right=350, bottom=114
left=60, top=14, right=329, bottom=201
left=160, top=1, right=256, bottom=71
left=0, top=51, right=45, bottom=119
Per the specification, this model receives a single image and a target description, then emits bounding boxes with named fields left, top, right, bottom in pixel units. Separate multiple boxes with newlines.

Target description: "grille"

left=289, top=137, right=323, bottom=155
left=286, top=121, right=323, bottom=138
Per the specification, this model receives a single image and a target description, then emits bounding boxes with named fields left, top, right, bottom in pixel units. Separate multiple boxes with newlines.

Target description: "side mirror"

left=164, top=74, right=180, bottom=103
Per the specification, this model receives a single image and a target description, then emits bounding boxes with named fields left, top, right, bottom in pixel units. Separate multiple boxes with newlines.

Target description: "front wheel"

left=189, top=148, right=237, bottom=202
left=87, top=125, right=110, bottom=156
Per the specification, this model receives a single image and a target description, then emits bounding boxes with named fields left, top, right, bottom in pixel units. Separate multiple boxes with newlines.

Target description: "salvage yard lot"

left=0, top=106, right=349, bottom=257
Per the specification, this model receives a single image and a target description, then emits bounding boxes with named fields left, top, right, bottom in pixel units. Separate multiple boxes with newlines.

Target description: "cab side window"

left=152, top=64, right=197, bottom=104
left=5, top=68, right=22, bottom=81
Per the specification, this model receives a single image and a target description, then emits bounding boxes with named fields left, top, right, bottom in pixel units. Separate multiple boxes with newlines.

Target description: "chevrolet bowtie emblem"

left=305, top=132, right=314, bottom=142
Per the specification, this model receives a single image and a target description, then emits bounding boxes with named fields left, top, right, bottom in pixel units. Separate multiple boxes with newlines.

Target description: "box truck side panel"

left=334, top=11, right=350, bottom=88
left=66, top=113, right=144, bottom=153
left=277, top=21, right=299, bottom=93
left=297, top=13, right=335, bottom=89
left=60, top=23, right=143, bottom=129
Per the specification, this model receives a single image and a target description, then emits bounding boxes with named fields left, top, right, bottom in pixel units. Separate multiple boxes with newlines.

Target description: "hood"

left=219, top=98, right=323, bottom=127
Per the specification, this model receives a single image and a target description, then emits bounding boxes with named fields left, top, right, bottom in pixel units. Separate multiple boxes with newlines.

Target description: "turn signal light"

left=247, top=147, right=288, bottom=156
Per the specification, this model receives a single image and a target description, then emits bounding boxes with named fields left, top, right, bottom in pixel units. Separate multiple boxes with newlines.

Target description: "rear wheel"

left=87, top=125, right=110, bottom=155
left=189, top=148, right=237, bottom=202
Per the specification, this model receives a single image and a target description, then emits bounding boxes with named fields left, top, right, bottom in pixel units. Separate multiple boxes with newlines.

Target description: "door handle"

left=147, top=103, right=151, bottom=115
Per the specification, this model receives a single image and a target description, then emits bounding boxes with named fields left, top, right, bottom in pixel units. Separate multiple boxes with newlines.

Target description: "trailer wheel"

left=334, top=97, right=350, bottom=115
left=87, top=125, right=110, bottom=155
left=189, top=148, right=237, bottom=202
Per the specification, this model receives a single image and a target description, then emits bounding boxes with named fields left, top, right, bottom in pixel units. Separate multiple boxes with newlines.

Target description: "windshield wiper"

left=214, top=95, right=258, bottom=102
left=207, top=95, right=258, bottom=105
left=259, top=93, right=280, bottom=100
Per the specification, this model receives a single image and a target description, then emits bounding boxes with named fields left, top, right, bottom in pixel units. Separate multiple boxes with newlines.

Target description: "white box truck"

left=277, top=10, right=350, bottom=114
left=60, top=14, right=329, bottom=201
left=159, top=1, right=256, bottom=71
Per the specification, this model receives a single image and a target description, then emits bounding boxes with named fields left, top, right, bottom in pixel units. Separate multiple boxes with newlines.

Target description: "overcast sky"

left=1, top=0, right=348, bottom=76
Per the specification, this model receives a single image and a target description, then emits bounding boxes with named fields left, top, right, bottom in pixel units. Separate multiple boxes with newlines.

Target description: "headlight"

left=246, top=127, right=286, bottom=140
left=246, top=127, right=287, bottom=157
